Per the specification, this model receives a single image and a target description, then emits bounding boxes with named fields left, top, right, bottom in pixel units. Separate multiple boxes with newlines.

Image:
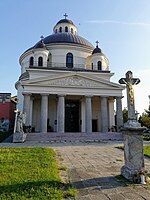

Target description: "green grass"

left=0, top=148, right=77, bottom=200
left=115, top=145, right=150, bottom=158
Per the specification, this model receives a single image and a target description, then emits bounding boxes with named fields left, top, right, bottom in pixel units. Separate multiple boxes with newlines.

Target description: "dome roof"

left=32, top=33, right=94, bottom=49
left=56, top=19, right=74, bottom=25
left=92, top=46, right=102, bottom=54
left=34, top=40, right=47, bottom=49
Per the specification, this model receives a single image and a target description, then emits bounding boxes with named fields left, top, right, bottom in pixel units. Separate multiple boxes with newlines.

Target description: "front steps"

left=26, top=132, right=123, bottom=143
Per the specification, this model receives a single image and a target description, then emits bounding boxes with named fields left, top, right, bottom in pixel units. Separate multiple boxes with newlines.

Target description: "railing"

left=24, top=61, right=109, bottom=72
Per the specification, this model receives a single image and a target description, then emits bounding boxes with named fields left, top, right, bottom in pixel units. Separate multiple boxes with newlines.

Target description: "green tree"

left=139, top=106, right=150, bottom=128
left=123, top=107, right=128, bottom=123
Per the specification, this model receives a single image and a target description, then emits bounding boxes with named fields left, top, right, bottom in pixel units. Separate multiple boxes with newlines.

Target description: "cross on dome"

left=96, top=40, right=99, bottom=47
left=64, top=13, right=68, bottom=19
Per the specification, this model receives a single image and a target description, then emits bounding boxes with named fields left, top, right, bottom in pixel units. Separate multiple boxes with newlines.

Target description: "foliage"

left=122, top=107, right=128, bottom=123
left=0, top=148, right=77, bottom=200
left=0, top=131, right=12, bottom=142
left=139, top=111, right=150, bottom=128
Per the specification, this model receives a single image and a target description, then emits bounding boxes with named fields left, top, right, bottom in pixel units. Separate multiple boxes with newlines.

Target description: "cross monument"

left=119, top=71, right=140, bottom=127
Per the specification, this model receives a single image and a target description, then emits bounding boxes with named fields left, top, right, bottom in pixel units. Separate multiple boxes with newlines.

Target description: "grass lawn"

left=0, top=148, right=76, bottom=200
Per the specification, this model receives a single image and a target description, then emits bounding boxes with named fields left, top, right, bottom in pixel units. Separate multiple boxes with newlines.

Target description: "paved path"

left=1, top=140, right=150, bottom=199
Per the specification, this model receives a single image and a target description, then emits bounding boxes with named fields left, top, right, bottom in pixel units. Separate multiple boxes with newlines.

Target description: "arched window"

left=97, top=61, right=102, bottom=70
left=65, top=26, right=68, bottom=32
left=59, top=27, right=62, bottom=32
left=29, top=56, right=34, bottom=66
left=38, top=56, right=43, bottom=66
left=71, top=28, right=73, bottom=34
left=66, top=53, right=73, bottom=68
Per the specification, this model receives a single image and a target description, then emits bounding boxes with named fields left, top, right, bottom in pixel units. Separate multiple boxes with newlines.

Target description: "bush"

left=0, top=131, right=12, bottom=142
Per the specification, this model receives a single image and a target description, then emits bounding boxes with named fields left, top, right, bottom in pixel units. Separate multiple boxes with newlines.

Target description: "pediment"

left=22, top=74, right=123, bottom=90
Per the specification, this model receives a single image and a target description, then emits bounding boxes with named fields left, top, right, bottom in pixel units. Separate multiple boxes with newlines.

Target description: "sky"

left=1, top=0, right=150, bottom=115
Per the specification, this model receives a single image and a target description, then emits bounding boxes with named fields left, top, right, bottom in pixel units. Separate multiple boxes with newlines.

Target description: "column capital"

left=85, top=95, right=93, bottom=98
left=22, top=92, right=32, bottom=96
left=57, top=94, right=66, bottom=97
left=115, top=96, right=124, bottom=100
left=40, top=93, right=49, bottom=96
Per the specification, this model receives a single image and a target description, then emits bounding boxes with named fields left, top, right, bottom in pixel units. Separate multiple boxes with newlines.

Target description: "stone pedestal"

left=13, top=132, right=27, bottom=143
left=121, top=126, right=145, bottom=182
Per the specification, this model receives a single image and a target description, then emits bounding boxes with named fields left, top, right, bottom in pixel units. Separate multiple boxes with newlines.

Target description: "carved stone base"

left=13, top=132, right=27, bottom=143
left=121, top=165, right=139, bottom=182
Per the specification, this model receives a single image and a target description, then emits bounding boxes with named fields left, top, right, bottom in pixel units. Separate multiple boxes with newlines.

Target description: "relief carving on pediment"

left=48, top=76, right=102, bottom=87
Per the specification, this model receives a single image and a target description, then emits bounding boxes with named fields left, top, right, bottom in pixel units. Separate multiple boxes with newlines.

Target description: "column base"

left=13, top=132, right=27, bottom=143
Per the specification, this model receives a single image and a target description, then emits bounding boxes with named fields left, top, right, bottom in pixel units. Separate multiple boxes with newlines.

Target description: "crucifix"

left=64, top=13, right=68, bottom=19
left=119, top=71, right=140, bottom=122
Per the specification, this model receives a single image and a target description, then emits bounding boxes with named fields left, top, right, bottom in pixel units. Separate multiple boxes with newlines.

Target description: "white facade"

left=15, top=16, right=124, bottom=133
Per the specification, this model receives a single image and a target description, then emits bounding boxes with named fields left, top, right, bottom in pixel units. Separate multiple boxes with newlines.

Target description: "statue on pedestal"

left=13, top=109, right=27, bottom=143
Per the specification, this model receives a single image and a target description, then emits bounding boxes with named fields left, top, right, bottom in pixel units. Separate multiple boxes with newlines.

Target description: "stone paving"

left=1, top=138, right=150, bottom=199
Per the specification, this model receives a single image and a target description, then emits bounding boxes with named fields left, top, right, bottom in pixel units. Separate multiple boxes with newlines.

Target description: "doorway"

left=65, top=100, right=80, bottom=132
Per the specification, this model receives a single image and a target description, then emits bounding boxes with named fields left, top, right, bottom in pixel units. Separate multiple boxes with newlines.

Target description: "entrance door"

left=92, top=119, right=98, bottom=132
left=65, top=101, right=79, bottom=132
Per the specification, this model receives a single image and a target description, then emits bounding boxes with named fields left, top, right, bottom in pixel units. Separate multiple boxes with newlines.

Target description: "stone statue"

left=119, top=71, right=140, bottom=127
left=13, top=109, right=27, bottom=143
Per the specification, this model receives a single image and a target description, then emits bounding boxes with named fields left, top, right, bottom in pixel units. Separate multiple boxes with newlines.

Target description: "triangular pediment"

left=22, top=74, right=123, bottom=90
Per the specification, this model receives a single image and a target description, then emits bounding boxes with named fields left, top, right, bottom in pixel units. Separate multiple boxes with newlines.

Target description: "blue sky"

left=1, top=0, right=150, bottom=114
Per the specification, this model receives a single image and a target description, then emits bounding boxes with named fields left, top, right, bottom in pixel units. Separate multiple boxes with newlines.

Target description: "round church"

left=15, top=15, right=124, bottom=133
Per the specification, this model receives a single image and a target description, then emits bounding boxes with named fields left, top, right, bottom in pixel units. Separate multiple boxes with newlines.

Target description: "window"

left=59, top=27, right=62, bottom=32
left=65, top=26, right=68, bottom=32
left=38, top=56, right=43, bottom=66
left=29, top=56, right=34, bottom=66
left=71, top=28, right=73, bottom=34
left=66, top=53, right=73, bottom=68
left=55, top=29, right=57, bottom=33
left=97, top=61, right=102, bottom=70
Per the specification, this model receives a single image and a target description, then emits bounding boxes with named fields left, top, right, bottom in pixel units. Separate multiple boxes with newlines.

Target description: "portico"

left=21, top=91, right=123, bottom=133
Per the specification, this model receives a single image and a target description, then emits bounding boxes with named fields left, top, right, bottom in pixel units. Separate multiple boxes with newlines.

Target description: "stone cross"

left=119, top=71, right=140, bottom=121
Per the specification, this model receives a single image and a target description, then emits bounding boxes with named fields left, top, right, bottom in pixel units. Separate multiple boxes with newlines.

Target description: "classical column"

left=108, top=98, right=115, bottom=130
left=116, top=96, right=123, bottom=131
left=29, top=97, right=33, bottom=126
left=101, top=96, right=108, bottom=132
left=85, top=96, right=92, bottom=133
left=81, top=98, right=85, bottom=132
left=40, top=94, right=48, bottom=133
left=23, top=93, right=31, bottom=126
left=57, top=95, right=65, bottom=133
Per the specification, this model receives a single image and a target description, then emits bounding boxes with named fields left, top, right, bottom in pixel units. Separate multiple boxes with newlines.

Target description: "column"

left=101, top=96, right=108, bottom=132
left=108, top=98, right=115, bottom=130
left=81, top=98, right=85, bottom=132
left=57, top=95, right=65, bottom=133
left=29, top=97, right=33, bottom=126
left=41, top=94, right=48, bottom=133
left=23, top=93, right=31, bottom=126
left=116, top=96, right=123, bottom=131
left=85, top=96, right=92, bottom=133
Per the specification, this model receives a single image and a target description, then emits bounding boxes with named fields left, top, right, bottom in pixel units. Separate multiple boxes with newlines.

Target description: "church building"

left=15, top=14, right=124, bottom=133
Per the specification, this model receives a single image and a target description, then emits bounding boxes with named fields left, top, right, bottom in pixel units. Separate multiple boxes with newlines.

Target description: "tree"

left=123, top=107, right=128, bottom=123
left=138, top=106, right=150, bottom=128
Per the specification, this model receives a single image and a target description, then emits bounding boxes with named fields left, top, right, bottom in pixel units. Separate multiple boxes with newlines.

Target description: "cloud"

left=85, top=20, right=150, bottom=27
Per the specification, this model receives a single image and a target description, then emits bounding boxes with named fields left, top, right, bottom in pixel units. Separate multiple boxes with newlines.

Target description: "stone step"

left=26, top=132, right=123, bottom=142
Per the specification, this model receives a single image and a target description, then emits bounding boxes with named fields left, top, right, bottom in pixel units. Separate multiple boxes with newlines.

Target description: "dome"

left=34, top=40, right=47, bottom=49
left=92, top=46, right=102, bottom=54
left=56, top=19, right=74, bottom=25
left=32, top=33, right=94, bottom=49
